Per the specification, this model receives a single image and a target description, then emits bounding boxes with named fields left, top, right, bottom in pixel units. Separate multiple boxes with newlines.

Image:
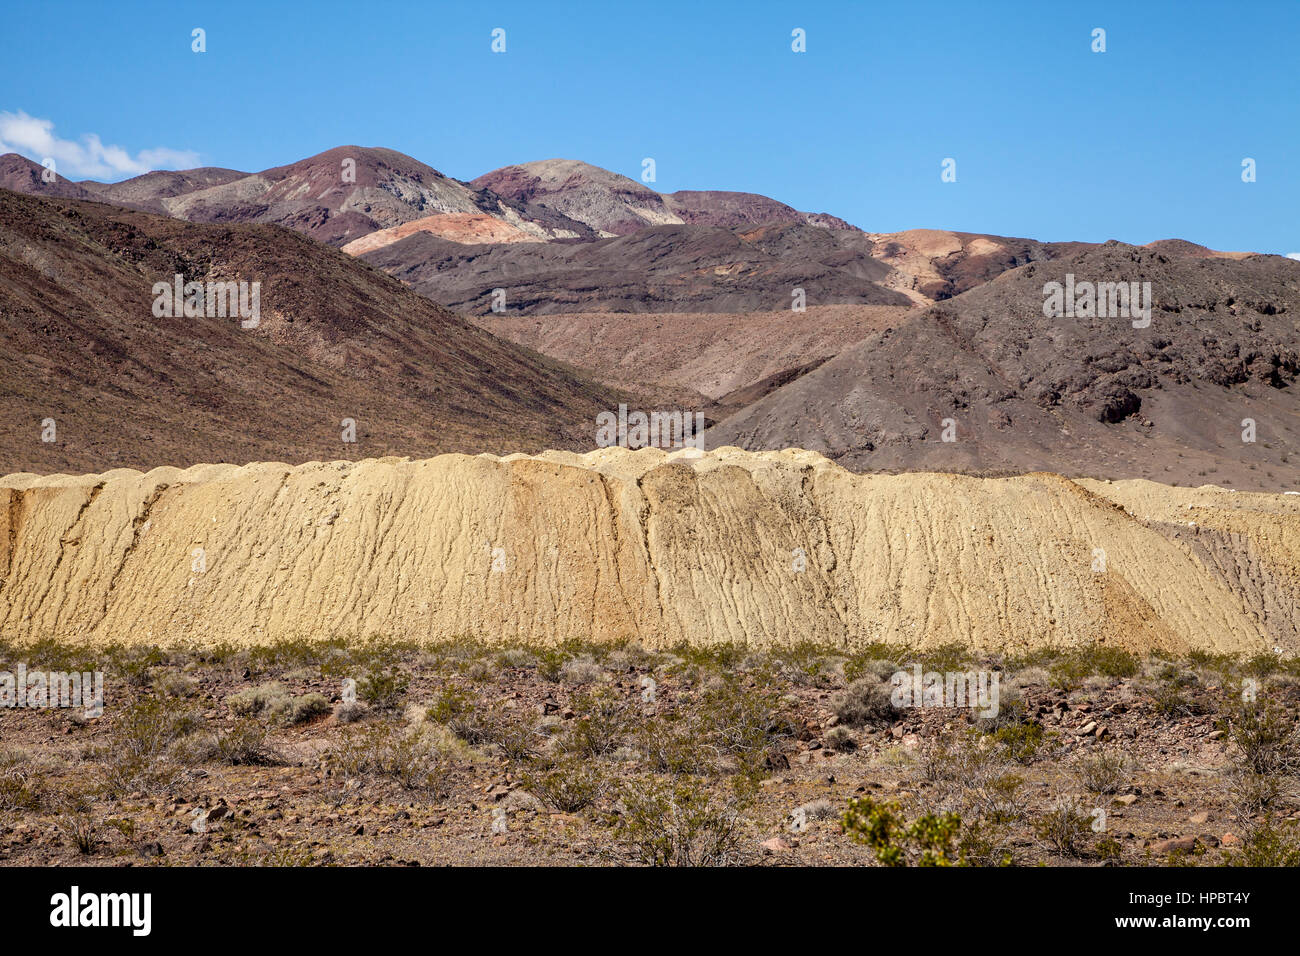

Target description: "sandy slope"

left=2, top=449, right=1295, bottom=654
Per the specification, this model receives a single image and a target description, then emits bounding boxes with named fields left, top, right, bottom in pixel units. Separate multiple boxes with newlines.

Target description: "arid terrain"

left=2, top=141, right=1298, bottom=872
left=0, top=187, right=625, bottom=475
left=1, top=637, right=1298, bottom=867
left=3, top=447, right=1298, bottom=653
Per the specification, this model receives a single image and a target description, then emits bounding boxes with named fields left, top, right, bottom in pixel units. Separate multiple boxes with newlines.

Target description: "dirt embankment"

left=2, top=448, right=1295, bottom=654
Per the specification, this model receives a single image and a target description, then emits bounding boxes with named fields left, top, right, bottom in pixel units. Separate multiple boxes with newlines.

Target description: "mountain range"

left=1, top=145, right=1297, bottom=490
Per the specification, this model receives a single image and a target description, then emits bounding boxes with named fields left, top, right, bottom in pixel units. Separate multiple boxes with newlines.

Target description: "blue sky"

left=1, top=0, right=1296, bottom=252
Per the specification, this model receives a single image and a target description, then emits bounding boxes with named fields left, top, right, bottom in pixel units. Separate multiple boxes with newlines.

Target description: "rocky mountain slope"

left=359, top=221, right=912, bottom=314
left=708, top=243, right=1300, bottom=490
left=0, top=188, right=620, bottom=474
left=2, top=447, right=1295, bottom=654
left=1, top=149, right=599, bottom=247
left=475, top=304, right=911, bottom=400
left=472, top=159, right=857, bottom=236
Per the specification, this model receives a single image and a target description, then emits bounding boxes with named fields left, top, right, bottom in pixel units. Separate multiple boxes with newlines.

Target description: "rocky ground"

left=1, top=638, right=1298, bottom=867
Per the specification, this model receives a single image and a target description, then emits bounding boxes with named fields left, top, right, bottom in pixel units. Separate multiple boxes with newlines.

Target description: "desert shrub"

left=1049, top=647, right=1137, bottom=690
left=1033, top=795, right=1091, bottom=857
left=614, top=776, right=747, bottom=866
left=1222, top=698, right=1299, bottom=776
left=831, top=678, right=902, bottom=727
left=335, top=701, right=369, bottom=724
left=287, top=693, right=329, bottom=725
left=462, top=659, right=492, bottom=681
left=1095, top=836, right=1123, bottom=861
left=1073, top=750, right=1132, bottom=795
left=523, top=755, right=609, bottom=812
left=791, top=799, right=837, bottom=827
left=115, top=698, right=202, bottom=760
left=1013, top=666, right=1051, bottom=688
left=536, top=648, right=567, bottom=683
left=989, top=721, right=1045, bottom=764
left=559, top=655, right=605, bottom=684
left=825, top=726, right=857, bottom=752
left=492, top=716, right=542, bottom=762
left=1223, top=817, right=1300, bottom=867
left=0, top=750, right=48, bottom=813
left=212, top=719, right=276, bottom=765
left=228, top=682, right=290, bottom=717
left=1227, top=770, right=1288, bottom=815
left=101, top=698, right=202, bottom=794
left=1244, top=652, right=1281, bottom=678
left=562, top=686, right=637, bottom=758
left=841, top=644, right=901, bottom=684
left=698, top=679, right=786, bottom=778
left=1187, top=650, right=1237, bottom=678
left=262, top=842, right=319, bottom=866
left=973, top=679, right=1027, bottom=731
left=119, top=646, right=167, bottom=689
left=1152, top=680, right=1200, bottom=717
left=152, top=670, right=198, bottom=698
left=357, top=670, right=409, bottom=712
left=448, top=704, right=539, bottom=760
left=1079, top=646, right=1139, bottom=679
left=427, top=685, right=473, bottom=723
left=919, top=732, right=1027, bottom=826
left=666, top=642, right=747, bottom=675
left=59, top=813, right=100, bottom=855
left=229, top=682, right=326, bottom=725
left=914, top=643, right=973, bottom=674
left=332, top=722, right=451, bottom=795
left=604, top=643, right=657, bottom=672
left=497, top=648, right=537, bottom=669
left=771, top=643, right=841, bottom=688
left=842, top=796, right=963, bottom=866
left=636, top=714, right=717, bottom=776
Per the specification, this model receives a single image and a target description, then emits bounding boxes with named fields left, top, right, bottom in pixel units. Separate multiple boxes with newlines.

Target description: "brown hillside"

left=0, top=188, right=622, bottom=475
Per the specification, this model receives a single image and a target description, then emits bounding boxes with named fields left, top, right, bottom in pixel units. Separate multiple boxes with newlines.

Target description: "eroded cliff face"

left=1, top=447, right=1295, bottom=654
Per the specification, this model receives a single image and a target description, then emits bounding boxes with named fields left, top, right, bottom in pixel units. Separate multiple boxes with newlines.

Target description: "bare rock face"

left=359, top=221, right=911, bottom=314
left=473, top=159, right=682, bottom=237
left=0, top=189, right=619, bottom=476
left=708, top=243, right=1300, bottom=491
left=1, top=148, right=601, bottom=247
left=474, top=304, right=911, bottom=400
left=155, top=146, right=588, bottom=246
left=2, top=447, right=1294, bottom=654
left=341, top=213, right=542, bottom=255
left=0, top=153, right=97, bottom=200
left=472, top=159, right=863, bottom=237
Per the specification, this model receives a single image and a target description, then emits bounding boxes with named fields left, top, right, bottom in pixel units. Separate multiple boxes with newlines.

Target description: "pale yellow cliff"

left=2, top=447, right=1296, bottom=653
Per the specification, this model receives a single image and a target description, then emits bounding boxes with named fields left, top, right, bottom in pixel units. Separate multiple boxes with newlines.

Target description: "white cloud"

left=0, top=110, right=199, bottom=180
left=1287, top=253, right=1300, bottom=261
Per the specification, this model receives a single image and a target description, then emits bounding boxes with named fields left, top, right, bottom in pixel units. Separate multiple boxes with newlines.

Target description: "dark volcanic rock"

left=708, top=242, right=1300, bottom=491
left=362, top=222, right=910, bottom=315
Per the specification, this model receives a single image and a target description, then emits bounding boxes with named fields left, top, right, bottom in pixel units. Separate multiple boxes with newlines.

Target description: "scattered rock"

left=1150, top=835, right=1198, bottom=854
left=760, top=837, right=793, bottom=854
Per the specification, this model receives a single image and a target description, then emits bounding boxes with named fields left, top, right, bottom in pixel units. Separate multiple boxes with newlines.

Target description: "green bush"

left=842, top=796, right=963, bottom=866
left=523, top=756, right=608, bottom=812
left=614, top=776, right=747, bottom=866
left=989, top=722, right=1045, bottom=764
left=830, top=678, right=902, bottom=728
left=357, top=670, right=409, bottom=712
